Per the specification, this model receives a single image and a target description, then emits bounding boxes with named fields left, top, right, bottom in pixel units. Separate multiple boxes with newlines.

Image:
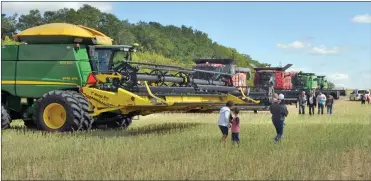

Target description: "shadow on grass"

left=3, top=122, right=202, bottom=138
left=89, top=122, right=202, bottom=138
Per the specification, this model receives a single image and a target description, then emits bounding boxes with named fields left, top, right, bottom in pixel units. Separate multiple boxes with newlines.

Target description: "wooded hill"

left=1, top=4, right=267, bottom=74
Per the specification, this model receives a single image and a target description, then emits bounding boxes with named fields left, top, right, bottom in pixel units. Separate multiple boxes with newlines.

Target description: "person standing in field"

left=298, top=91, right=307, bottom=115
left=269, top=94, right=288, bottom=144
left=360, top=93, right=366, bottom=105
left=317, top=92, right=326, bottom=115
left=307, top=92, right=316, bottom=115
left=325, top=95, right=334, bottom=115
left=230, top=108, right=241, bottom=146
left=218, top=101, right=234, bottom=148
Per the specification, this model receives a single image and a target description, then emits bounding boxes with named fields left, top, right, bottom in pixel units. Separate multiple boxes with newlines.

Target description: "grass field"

left=1, top=98, right=371, bottom=180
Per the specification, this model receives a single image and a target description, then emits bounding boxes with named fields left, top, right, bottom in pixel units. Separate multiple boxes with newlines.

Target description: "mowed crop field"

left=1, top=98, right=371, bottom=180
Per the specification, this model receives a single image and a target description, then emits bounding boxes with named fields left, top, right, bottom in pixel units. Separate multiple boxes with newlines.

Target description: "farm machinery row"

left=1, top=23, right=259, bottom=132
left=0, top=23, right=346, bottom=133
left=190, top=58, right=346, bottom=111
left=253, top=64, right=346, bottom=105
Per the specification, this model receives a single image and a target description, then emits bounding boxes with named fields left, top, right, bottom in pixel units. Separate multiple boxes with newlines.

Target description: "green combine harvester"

left=278, top=71, right=341, bottom=104
left=294, top=72, right=339, bottom=99
left=1, top=23, right=248, bottom=132
left=293, top=72, right=318, bottom=90
left=315, top=76, right=328, bottom=89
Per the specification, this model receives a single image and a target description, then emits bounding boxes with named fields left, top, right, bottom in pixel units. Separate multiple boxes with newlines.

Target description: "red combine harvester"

left=192, top=59, right=273, bottom=112
left=253, top=64, right=299, bottom=104
left=193, top=59, right=249, bottom=93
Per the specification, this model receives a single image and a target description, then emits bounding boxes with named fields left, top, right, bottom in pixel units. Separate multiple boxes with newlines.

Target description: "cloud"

left=326, top=73, right=351, bottom=88
left=327, top=73, right=350, bottom=81
left=309, top=45, right=340, bottom=55
left=352, top=14, right=371, bottom=23
left=1, top=2, right=113, bottom=15
left=276, top=40, right=342, bottom=55
left=276, top=41, right=306, bottom=49
left=286, top=65, right=307, bottom=72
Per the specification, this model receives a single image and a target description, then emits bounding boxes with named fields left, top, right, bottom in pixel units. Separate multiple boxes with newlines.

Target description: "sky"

left=2, top=1, right=371, bottom=89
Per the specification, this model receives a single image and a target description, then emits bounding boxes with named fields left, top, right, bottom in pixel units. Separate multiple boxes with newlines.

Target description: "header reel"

left=109, top=61, right=238, bottom=96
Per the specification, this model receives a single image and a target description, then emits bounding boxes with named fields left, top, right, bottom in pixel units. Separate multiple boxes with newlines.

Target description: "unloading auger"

left=80, top=60, right=247, bottom=117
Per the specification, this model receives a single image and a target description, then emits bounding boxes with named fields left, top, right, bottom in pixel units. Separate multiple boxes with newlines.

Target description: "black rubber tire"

left=35, top=90, right=82, bottom=132
left=1, top=104, right=12, bottom=129
left=106, top=115, right=133, bottom=129
left=331, top=92, right=340, bottom=100
left=23, top=119, right=38, bottom=129
left=68, top=91, right=94, bottom=131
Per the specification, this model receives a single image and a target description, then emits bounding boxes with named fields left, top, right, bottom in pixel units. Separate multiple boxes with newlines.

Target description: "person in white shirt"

left=218, top=101, right=234, bottom=148
left=316, top=92, right=327, bottom=115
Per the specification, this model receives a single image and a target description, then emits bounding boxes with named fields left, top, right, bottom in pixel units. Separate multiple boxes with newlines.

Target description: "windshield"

left=90, top=48, right=132, bottom=72
left=194, top=64, right=231, bottom=74
left=195, top=66, right=223, bottom=72
left=94, top=49, right=112, bottom=72
left=356, top=90, right=369, bottom=94
left=112, top=51, right=131, bottom=64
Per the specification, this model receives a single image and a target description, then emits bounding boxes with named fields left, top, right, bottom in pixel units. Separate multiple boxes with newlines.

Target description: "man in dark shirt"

left=269, top=93, right=289, bottom=144
left=307, top=92, right=316, bottom=115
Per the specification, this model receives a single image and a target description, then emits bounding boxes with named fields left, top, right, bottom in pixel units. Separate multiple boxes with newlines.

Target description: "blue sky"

left=3, top=1, right=371, bottom=88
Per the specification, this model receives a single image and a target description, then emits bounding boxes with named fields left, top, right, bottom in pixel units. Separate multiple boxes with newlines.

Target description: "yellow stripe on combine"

left=1, top=80, right=78, bottom=86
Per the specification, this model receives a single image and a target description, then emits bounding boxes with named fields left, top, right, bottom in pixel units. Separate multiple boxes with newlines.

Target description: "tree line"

left=1, top=4, right=267, bottom=70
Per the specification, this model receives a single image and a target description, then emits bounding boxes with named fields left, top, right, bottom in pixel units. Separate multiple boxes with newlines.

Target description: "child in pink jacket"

left=230, top=109, right=241, bottom=146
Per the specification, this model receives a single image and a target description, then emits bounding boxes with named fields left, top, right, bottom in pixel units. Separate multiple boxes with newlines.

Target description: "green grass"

left=2, top=98, right=371, bottom=180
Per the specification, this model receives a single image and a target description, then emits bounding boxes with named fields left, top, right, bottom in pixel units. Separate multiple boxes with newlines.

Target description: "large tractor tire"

left=68, top=91, right=94, bottom=131
left=23, top=119, right=38, bottom=129
left=331, top=91, right=340, bottom=100
left=106, top=115, right=133, bottom=129
left=1, top=104, right=12, bottom=129
left=34, top=90, right=83, bottom=132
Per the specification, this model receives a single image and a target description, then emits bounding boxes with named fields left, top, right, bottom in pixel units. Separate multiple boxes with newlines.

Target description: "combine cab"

left=316, top=76, right=328, bottom=89
left=253, top=64, right=299, bottom=104
left=292, top=72, right=318, bottom=90
left=316, top=76, right=346, bottom=96
left=1, top=23, right=246, bottom=132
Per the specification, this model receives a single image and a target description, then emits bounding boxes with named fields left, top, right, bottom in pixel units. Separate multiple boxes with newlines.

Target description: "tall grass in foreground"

left=1, top=99, right=371, bottom=180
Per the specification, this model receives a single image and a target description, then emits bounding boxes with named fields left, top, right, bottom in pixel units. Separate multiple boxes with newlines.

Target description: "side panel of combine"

left=74, top=45, right=92, bottom=86
left=1, top=45, right=18, bottom=95
left=15, top=44, right=82, bottom=98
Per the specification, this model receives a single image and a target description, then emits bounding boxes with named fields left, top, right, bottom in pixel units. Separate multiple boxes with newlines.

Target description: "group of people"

left=217, top=94, right=289, bottom=147
left=217, top=101, right=241, bottom=148
left=218, top=91, right=370, bottom=146
left=297, top=91, right=335, bottom=115
left=216, top=90, right=370, bottom=147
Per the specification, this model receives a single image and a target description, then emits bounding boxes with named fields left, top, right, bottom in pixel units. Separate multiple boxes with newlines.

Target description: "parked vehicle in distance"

left=349, top=89, right=370, bottom=101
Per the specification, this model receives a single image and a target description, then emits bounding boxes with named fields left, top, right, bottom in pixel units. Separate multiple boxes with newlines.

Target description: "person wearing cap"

left=269, top=93, right=288, bottom=143
left=297, top=91, right=307, bottom=115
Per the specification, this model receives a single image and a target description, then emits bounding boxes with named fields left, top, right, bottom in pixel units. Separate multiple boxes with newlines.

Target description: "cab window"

left=112, top=51, right=131, bottom=64
left=94, top=49, right=112, bottom=72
